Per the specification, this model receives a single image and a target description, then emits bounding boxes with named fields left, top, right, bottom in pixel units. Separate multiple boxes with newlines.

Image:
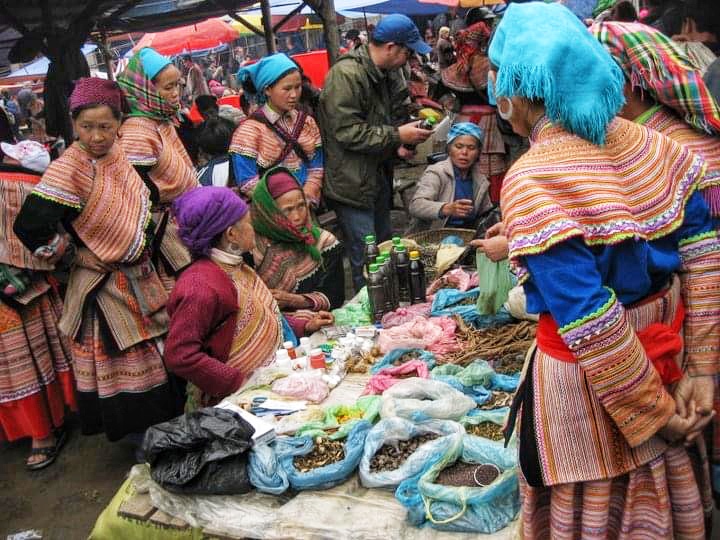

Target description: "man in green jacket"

left=318, top=14, right=433, bottom=290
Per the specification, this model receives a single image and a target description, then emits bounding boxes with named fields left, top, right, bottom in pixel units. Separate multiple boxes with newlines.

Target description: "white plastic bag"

left=271, top=371, right=329, bottom=403
left=380, top=378, right=475, bottom=421
left=359, top=417, right=465, bottom=489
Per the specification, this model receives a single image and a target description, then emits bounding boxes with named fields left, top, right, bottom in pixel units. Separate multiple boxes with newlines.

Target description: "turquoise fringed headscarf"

left=237, top=53, right=298, bottom=104
left=488, top=2, right=625, bottom=145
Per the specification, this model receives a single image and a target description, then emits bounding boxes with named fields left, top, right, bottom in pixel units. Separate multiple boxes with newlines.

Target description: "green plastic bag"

left=295, top=395, right=382, bottom=440
left=476, top=252, right=513, bottom=315
left=331, top=287, right=372, bottom=326
left=432, top=360, right=494, bottom=388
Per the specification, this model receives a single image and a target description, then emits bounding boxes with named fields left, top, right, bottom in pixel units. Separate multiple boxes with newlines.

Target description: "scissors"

left=249, top=396, right=298, bottom=417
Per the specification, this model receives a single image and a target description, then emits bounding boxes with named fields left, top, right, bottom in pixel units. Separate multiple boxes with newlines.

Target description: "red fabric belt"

left=537, top=295, right=685, bottom=385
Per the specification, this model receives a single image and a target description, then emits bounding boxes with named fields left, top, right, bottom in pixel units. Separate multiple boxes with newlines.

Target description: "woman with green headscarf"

left=251, top=168, right=344, bottom=323
left=117, top=47, right=198, bottom=293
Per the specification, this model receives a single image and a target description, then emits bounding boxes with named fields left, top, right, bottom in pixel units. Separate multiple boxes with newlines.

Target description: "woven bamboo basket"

left=405, top=228, right=476, bottom=245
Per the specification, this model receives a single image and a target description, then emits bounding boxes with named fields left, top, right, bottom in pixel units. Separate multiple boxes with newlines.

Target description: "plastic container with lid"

left=275, top=348, right=291, bottom=369
left=298, top=336, right=311, bottom=356
left=283, top=341, right=297, bottom=359
left=309, top=348, right=326, bottom=370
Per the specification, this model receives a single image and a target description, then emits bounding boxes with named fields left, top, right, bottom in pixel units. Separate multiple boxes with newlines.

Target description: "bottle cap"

left=369, top=263, right=380, bottom=272
left=364, top=234, right=376, bottom=243
left=409, top=250, right=421, bottom=259
left=392, top=236, right=401, bottom=244
left=427, top=116, right=437, bottom=125
left=396, top=245, right=406, bottom=252
left=376, top=255, right=387, bottom=263
left=299, top=337, right=310, bottom=345
left=380, top=249, right=390, bottom=256
left=310, top=348, right=324, bottom=357
left=283, top=341, right=294, bottom=349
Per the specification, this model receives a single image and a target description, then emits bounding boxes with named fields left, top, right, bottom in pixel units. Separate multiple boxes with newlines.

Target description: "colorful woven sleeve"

left=118, top=118, right=161, bottom=167
left=303, top=116, right=324, bottom=191
left=525, top=240, right=675, bottom=447
left=677, top=191, right=720, bottom=376
left=229, top=120, right=260, bottom=194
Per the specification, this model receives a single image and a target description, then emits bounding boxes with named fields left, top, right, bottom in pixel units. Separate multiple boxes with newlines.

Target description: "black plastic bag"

left=142, top=407, right=255, bottom=495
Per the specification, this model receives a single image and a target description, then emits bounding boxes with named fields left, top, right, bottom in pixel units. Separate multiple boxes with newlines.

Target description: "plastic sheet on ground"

left=396, top=433, right=520, bottom=534
left=129, top=464, right=517, bottom=539
left=376, top=316, right=459, bottom=355
left=359, top=418, right=464, bottom=489
left=362, top=360, right=431, bottom=395
left=380, top=378, right=476, bottom=422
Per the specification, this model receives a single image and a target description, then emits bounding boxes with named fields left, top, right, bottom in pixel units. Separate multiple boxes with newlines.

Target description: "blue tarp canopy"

left=347, top=0, right=448, bottom=15
left=6, top=44, right=97, bottom=79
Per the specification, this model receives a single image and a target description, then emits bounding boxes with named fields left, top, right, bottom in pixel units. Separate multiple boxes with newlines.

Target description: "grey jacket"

left=409, top=157, right=492, bottom=231
left=317, top=45, right=408, bottom=209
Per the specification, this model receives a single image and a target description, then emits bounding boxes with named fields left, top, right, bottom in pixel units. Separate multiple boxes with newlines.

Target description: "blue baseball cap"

left=373, top=14, right=431, bottom=55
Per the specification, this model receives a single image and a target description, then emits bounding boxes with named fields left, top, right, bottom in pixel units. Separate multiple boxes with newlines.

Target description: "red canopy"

left=133, top=17, right=239, bottom=56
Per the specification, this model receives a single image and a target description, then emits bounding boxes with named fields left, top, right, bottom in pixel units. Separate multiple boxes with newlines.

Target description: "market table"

left=89, top=372, right=519, bottom=540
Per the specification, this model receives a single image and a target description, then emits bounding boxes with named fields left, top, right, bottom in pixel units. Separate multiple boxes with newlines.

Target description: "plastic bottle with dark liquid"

left=409, top=250, right=427, bottom=304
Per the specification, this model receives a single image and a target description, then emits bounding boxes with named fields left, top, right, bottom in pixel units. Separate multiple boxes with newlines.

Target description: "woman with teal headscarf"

left=117, top=47, right=199, bottom=293
left=489, top=3, right=720, bottom=537
left=229, top=53, right=324, bottom=205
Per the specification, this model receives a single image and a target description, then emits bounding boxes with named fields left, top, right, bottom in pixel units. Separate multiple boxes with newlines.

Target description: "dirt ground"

left=1, top=414, right=137, bottom=539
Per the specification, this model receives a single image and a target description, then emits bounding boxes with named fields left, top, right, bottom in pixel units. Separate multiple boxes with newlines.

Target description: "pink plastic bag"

left=376, top=316, right=459, bottom=355
left=381, top=303, right=432, bottom=328
left=427, top=268, right=477, bottom=295
left=361, top=360, right=430, bottom=395
left=271, top=372, right=329, bottom=403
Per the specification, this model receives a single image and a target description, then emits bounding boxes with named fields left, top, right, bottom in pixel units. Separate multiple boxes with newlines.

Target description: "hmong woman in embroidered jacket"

left=231, top=53, right=323, bottom=205
left=0, top=138, right=76, bottom=470
left=116, top=48, right=198, bottom=293
left=14, top=78, right=182, bottom=442
left=164, top=187, right=334, bottom=410
left=251, top=168, right=344, bottom=319
left=593, top=20, right=720, bottom=508
left=593, top=22, right=720, bottom=214
left=489, top=4, right=720, bottom=537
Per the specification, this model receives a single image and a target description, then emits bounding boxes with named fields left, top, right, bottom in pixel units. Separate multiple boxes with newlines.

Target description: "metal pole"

left=260, top=0, right=276, bottom=54
left=98, top=28, right=116, bottom=81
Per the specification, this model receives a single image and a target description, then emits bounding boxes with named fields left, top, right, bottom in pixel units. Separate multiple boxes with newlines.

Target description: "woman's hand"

left=672, top=374, right=715, bottom=444
left=441, top=199, right=474, bottom=219
left=658, top=410, right=699, bottom=443
left=305, top=311, right=334, bottom=333
left=303, top=182, right=321, bottom=208
left=471, top=235, right=509, bottom=262
left=485, top=222, right=505, bottom=238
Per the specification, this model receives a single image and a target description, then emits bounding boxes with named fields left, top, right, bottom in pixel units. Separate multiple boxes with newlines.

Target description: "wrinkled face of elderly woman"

left=448, top=134, right=480, bottom=173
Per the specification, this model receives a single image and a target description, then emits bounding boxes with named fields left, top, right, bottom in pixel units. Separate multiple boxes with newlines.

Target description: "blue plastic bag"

left=276, top=420, right=371, bottom=491
left=247, top=442, right=289, bottom=495
left=370, top=348, right=436, bottom=374
left=359, top=418, right=465, bottom=489
left=430, top=361, right=497, bottom=404
left=396, top=433, right=519, bottom=533
left=490, top=372, right=521, bottom=391
left=431, top=288, right=514, bottom=327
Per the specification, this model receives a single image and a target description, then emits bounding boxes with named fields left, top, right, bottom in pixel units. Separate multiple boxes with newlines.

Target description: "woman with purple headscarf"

left=164, top=186, right=330, bottom=409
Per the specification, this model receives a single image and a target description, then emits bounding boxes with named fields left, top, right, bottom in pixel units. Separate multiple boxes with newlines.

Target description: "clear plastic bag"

left=396, top=433, right=519, bottom=533
left=359, top=418, right=464, bottom=489
left=271, top=371, right=329, bottom=403
left=380, top=378, right=476, bottom=422
left=276, top=420, right=372, bottom=491
left=248, top=442, right=289, bottom=495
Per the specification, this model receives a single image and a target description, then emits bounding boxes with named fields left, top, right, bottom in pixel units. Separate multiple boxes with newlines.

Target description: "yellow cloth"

left=89, top=477, right=203, bottom=540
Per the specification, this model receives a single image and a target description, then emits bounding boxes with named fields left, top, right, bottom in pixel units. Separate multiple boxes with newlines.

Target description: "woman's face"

left=226, top=213, right=255, bottom=253
left=448, top=134, right=480, bottom=171
left=490, top=69, right=539, bottom=138
left=73, top=105, right=120, bottom=158
left=153, top=65, right=182, bottom=108
left=275, top=188, right=308, bottom=230
left=265, top=70, right=302, bottom=113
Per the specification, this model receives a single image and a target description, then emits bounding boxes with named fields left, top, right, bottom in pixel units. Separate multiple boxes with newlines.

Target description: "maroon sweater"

left=164, top=258, right=305, bottom=398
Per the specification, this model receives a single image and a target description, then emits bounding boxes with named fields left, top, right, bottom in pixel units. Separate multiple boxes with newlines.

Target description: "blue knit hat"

left=137, top=47, right=172, bottom=80
left=488, top=2, right=624, bottom=145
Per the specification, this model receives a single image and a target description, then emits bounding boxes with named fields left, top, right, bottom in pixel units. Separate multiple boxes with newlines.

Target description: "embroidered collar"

left=210, top=248, right=244, bottom=266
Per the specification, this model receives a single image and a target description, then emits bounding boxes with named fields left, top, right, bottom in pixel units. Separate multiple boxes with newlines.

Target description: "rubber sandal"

left=26, top=428, right=67, bottom=471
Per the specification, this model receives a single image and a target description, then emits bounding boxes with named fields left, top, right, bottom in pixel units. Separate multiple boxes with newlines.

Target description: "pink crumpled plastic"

left=361, top=360, right=430, bottom=395
left=376, top=316, right=459, bottom=355
left=427, top=268, right=479, bottom=295
left=271, top=372, right=329, bottom=403
left=381, top=302, right=432, bottom=328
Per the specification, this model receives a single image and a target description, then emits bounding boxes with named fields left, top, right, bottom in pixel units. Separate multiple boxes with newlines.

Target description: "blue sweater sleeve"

left=231, top=153, right=260, bottom=188
left=523, top=237, right=612, bottom=329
